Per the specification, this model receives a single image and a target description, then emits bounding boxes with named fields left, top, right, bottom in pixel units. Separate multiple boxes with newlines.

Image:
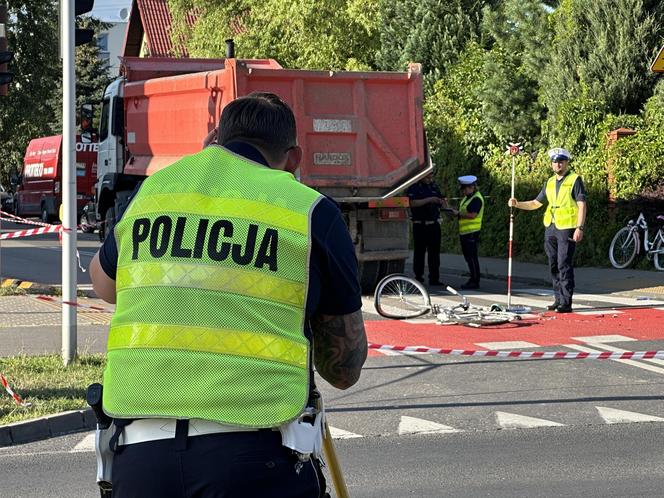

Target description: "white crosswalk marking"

left=596, top=407, right=664, bottom=424
left=71, top=433, right=95, bottom=452
left=328, top=427, right=363, bottom=439
left=572, top=335, right=636, bottom=343
left=564, top=343, right=664, bottom=375
left=475, top=341, right=540, bottom=350
left=495, top=411, right=564, bottom=429
left=397, top=416, right=461, bottom=435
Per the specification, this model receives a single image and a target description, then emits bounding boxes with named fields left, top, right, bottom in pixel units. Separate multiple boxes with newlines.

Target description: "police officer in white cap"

left=508, top=148, right=587, bottom=313
left=451, top=175, right=484, bottom=289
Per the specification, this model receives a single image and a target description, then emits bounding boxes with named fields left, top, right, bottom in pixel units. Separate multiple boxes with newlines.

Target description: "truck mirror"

left=9, top=169, right=19, bottom=186
left=80, top=103, right=95, bottom=133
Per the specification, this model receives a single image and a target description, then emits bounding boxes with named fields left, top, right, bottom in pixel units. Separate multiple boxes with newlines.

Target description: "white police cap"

left=548, top=147, right=571, bottom=161
left=458, top=175, right=477, bottom=185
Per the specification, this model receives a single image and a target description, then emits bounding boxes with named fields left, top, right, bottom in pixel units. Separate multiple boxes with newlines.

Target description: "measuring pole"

left=61, top=0, right=77, bottom=365
left=506, top=143, right=521, bottom=310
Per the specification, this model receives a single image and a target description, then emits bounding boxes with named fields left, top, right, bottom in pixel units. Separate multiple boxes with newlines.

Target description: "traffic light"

left=75, top=0, right=94, bottom=46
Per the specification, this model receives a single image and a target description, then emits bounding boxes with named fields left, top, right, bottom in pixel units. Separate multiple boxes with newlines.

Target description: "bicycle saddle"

left=657, top=215, right=664, bottom=222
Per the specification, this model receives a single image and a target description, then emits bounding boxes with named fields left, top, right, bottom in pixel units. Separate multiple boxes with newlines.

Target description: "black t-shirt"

left=462, top=195, right=482, bottom=214
left=407, top=181, right=443, bottom=221
left=98, top=142, right=362, bottom=325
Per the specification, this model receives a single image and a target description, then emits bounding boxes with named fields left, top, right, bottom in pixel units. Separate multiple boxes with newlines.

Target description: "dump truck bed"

left=122, top=58, right=425, bottom=193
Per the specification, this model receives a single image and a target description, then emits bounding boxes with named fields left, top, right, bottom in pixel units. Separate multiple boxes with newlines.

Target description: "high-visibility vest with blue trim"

left=102, top=146, right=322, bottom=428
left=543, top=173, right=579, bottom=230
left=459, top=191, right=484, bottom=234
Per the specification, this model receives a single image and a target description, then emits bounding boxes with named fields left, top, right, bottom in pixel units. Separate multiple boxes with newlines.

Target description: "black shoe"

left=547, top=302, right=560, bottom=311
left=460, top=281, right=479, bottom=290
left=556, top=304, right=572, bottom=313
left=415, top=276, right=424, bottom=283
left=429, top=280, right=444, bottom=286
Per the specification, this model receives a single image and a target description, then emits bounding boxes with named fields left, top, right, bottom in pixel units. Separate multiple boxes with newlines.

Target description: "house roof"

left=123, top=0, right=197, bottom=58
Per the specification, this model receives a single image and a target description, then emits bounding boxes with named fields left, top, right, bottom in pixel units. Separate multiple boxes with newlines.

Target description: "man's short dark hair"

left=217, top=92, right=297, bottom=162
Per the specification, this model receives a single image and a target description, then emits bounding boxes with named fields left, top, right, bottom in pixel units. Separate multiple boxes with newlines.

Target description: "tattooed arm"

left=311, top=309, right=367, bottom=390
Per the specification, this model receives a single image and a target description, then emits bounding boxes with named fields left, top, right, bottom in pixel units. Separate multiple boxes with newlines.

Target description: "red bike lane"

left=365, top=307, right=664, bottom=354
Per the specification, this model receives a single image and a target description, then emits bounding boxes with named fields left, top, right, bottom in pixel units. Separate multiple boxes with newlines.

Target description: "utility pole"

left=61, top=0, right=77, bottom=365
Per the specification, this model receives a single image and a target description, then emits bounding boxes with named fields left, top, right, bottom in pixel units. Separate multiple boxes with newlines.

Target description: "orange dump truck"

left=93, top=55, right=430, bottom=291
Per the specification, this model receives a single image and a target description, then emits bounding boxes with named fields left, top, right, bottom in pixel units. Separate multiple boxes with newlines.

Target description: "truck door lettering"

left=150, top=216, right=172, bottom=258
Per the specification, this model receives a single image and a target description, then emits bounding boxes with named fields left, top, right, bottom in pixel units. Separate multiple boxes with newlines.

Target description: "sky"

left=91, top=0, right=133, bottom=22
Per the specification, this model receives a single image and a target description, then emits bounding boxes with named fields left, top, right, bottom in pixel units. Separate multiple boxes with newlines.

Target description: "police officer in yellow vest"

left=89, top=92, right=367, bottom=497
left=451, top=175, right=484, bottom=290
left=508, top=148, right=587, bottom=313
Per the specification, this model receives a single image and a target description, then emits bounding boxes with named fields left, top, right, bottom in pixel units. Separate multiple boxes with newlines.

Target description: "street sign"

left=651, top=46, right=664, bottom=73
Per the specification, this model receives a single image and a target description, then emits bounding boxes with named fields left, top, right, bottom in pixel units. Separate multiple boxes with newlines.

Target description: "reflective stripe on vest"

left=103, top=146, right=322, bottom=428
left=543, top=173, right=579, bottom=229
left=459, top=191, right=484, bottom=234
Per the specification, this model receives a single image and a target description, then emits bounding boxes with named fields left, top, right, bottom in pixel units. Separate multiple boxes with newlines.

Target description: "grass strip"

left=0, top=355, right=105, bottom=425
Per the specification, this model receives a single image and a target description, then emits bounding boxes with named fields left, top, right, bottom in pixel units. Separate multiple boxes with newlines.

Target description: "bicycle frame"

left=627, top=213, right=664, bottom=256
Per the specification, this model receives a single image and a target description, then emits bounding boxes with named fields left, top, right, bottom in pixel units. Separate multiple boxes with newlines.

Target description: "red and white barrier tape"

left=367, top=343, right=664, bottom=360
left=0, top=224, right=63, bottom=240
left=0, top=209, right=52, bottom=227
left=0, top=373, right=32, bottom=407
left=35, top=295, right=113, bottom=313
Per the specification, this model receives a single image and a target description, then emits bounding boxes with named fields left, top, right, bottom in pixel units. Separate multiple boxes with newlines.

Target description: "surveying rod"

left=323, top=421, right=350, bottom=498
left=61, top=0, right=77, bottom=365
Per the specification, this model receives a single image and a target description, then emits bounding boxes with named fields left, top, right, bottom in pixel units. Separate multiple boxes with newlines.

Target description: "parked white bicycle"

left=373, top=274, right=522, bottom=327
left=608, top=212, right=664, bottom=271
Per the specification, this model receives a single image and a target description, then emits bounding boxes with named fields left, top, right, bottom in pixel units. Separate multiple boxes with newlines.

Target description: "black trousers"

left=112, top=430, right=326, bottom=498
left=544, top=225, right=576, bottom=306
left=412, top=222, right=441, bottom=282
left=460, top=232, right=480, bottom=284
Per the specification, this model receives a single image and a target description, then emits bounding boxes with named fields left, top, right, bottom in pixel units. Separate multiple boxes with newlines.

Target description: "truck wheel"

left=102, top=206, right=116, bottom=241
left=41, top=206, right=51, bottom=224
left=359, top=261, right=381, bottom=295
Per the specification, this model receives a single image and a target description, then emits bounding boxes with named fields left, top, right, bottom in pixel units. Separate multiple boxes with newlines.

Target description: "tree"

left=478, top=0, right=552, bottom=145
left=0, top=0, right=60, bottom=183
left=168, top=0, right=381, bottom=70
left=540, top=0, right=662, bottom=150
left=375, top=0, right=498, bottom=76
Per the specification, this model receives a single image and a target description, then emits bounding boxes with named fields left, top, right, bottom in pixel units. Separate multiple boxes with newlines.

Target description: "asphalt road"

left=0, top=220, right=100, bottom=285
left=1, top=422, right=663, bottom=497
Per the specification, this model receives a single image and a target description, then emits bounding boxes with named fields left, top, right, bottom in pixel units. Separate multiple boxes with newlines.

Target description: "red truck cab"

left=16, top=135, right=98, bottom=223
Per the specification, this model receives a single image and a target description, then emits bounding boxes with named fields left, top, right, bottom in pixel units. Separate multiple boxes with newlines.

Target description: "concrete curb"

left=0, top=278, right=97, bottom=298
left=0, top=408, right=96, bottom=446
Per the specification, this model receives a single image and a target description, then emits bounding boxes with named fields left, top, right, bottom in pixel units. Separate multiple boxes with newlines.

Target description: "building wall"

left=98, top=22, right=127, bottom=77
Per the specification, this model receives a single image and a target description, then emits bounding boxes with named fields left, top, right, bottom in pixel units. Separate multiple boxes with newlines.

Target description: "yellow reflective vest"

left=543, top=173, right=580, bottom=230
left=103, top=146, right=322, bottom=428
left=459, top=191, right=484, bottom=234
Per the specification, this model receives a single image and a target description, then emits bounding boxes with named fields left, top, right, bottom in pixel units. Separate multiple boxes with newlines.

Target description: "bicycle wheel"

left=374, top=274, right=431, bottom=319
left=654, top=235, right=664, bottom=271
left=609, top=227, right=638, bottom=269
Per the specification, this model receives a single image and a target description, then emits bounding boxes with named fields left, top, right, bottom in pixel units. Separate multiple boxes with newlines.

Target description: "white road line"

left=71, top=433, right=95, bottom=452
left=398, top=416, right=461, bottom=435
left=572, top=335, right=636, bottom=343
left=564, top=343, right=664, bottom=376
left=328, top=427, right=363, bottom=439
left=578, top=340, right=664, bottom=368
left=475, top=341, right=540, bottom=350
left=596, top=406, right=664, bottom=424
left=574, top=292, right=664, bottom=306
left=574, top=310, right=623, bottom=315
left=495, top=411, right=564, bottom=429
left=459, top=292, right=590, bottom=310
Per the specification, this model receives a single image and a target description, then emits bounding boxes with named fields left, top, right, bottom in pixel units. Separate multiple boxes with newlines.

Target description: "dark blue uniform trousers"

left=412, top=223, right=441, bottom=283
left=459, top=232, right=480, bottom=284
left=112, top=430, right=326, bottom=498
left=544, top=225, right=576, bottom=307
